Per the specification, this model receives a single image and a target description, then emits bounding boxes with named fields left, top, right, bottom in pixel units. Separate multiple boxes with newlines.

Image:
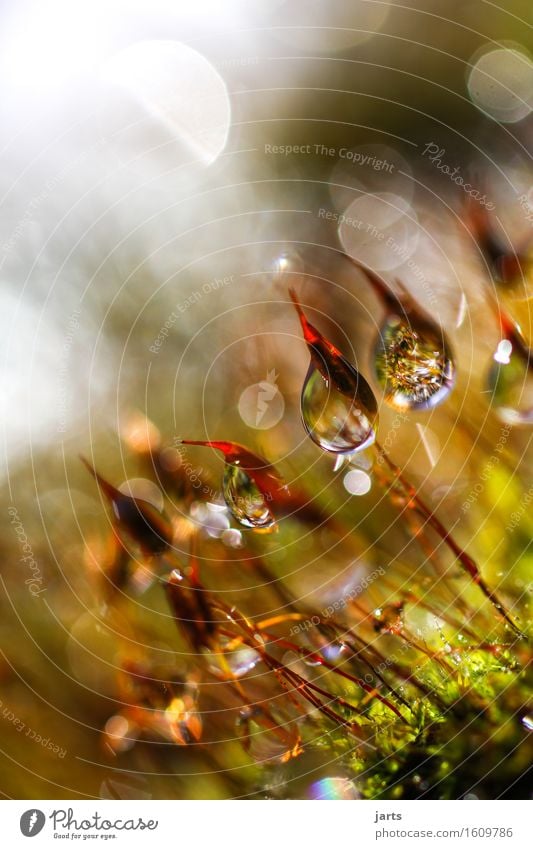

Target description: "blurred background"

left=0, top=0, right=532, bottom=799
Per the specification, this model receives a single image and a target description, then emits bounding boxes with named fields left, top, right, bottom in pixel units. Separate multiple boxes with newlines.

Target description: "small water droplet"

left=487, top=325, right=533, bottom=424
left=373, top=602, right=404, bottom=633
left=354, top=263, right=455, bottom=411
left=222, top=464, right=276, bottom=530
left=521, top=713, right=533, bottom=731
left=271, top=250, right=303, bottom=284
left=321, top=642, right=348, bottom=662
left=181, top=441, right=286, bottom=530
left=290, top=289, right=378, bottom=453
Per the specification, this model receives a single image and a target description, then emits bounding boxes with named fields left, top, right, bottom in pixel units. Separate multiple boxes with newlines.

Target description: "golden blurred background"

left=0, top=0, right=532, bottom=799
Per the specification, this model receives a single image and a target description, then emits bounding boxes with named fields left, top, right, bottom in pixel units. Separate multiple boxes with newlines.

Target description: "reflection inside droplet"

left=375, top=313, right=455, bottom=411
left=222, top=464, right=276, bottom=529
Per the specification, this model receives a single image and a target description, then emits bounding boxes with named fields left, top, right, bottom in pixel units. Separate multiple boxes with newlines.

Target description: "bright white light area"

left=494, top=339, right=513, bottom=365
left=467, top=47, right=533, bottom=123
left=102, top=41, right=231, bottom=166
left=2, top=0, right=109, bottom=94
left=1, top=0, right=243, bottom=111
left=343, top=468, right=372, bottom=496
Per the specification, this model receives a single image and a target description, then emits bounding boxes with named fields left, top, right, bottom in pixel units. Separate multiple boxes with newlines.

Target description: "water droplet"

left=375, top=312, right=455, bottom=411
left=355, top=263, right=455, bottom=411
left=271, top=250, right=303, bottom=284
left=521, top=713, right=533, bottom=731
left=321, top=642, right=348, bottom=662
left=373, top=602, right=404, bottom=634
left=209, top=640, right=261, bottom=678
left=180, top=441, right=287, bottom=529
left=487, top=322, right=533, bottom=424
left=290, top=289, right=378, bottom=453
left=223, top=464, right=275, bottom=530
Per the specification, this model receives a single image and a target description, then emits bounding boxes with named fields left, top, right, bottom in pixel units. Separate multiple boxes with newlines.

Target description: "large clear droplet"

left=374, top=312, right=455, bottom=411
left=301, top=363, right=378, bottom=453
left=487, top=336, right=533, bottom=424
left=290, top=288, right=378, bottom=454
left=222, top=463, right=276, bottom=530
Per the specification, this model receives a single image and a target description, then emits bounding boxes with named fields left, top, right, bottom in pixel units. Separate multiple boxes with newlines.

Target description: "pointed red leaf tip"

left=80, top=455, right=173, bottom=555
left=180, top=439, right=287, bottom=499
left=288, top=287, right=344, bottom=360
